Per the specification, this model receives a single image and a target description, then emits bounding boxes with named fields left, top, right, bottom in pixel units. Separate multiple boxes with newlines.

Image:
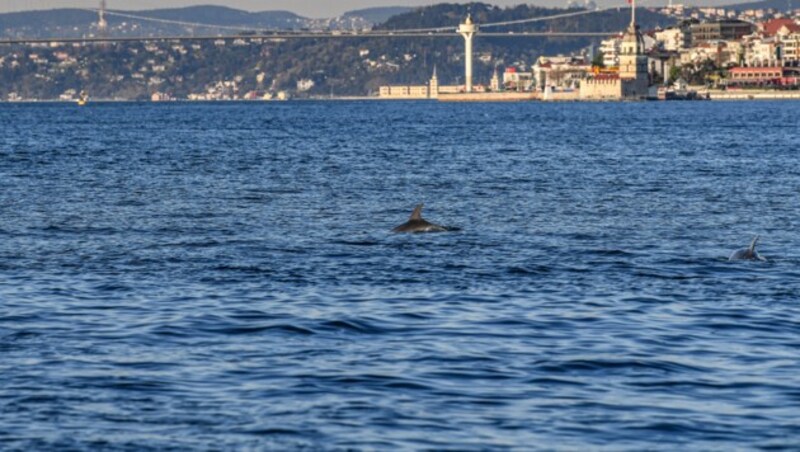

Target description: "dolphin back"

left=729, top=235, right=766, bottom=261
left=392, top=203, right=457, bottom=233
left=729, top=248, right=750, bottom=261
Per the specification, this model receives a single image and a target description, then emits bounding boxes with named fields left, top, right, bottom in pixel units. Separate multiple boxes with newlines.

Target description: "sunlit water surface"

left=1, top=101, right=799, bottom=449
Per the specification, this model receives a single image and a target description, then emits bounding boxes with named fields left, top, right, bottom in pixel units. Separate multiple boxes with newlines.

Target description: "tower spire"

left=630, top=0, right=636, bottom=29
left=98, top=0, right=108, bottom=36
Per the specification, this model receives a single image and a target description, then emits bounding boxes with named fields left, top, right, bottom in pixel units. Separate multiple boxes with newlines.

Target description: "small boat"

left=77, top=90, right=89, bottom=106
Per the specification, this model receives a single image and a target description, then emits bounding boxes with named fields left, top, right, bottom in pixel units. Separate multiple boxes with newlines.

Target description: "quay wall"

left=437, top=92, right=539, bottom=102
left=708, top=90, right=800, bottom=100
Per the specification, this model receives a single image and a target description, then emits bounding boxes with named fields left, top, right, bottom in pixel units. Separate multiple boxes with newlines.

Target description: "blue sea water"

left=1, top=100, right=799, bottom=450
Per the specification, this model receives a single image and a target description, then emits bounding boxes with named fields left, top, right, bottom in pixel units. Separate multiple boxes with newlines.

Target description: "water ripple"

left=1, top=101, right=799, bottom=449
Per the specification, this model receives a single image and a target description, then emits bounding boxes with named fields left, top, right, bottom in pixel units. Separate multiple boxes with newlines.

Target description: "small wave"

left=213, top=264, right=273, bottom=275
left=586, top=249, right=638, bottom=257
left=507, top=265, right=551, bottom=275
left=327, top=374, right=434, bottom=391
left=235, top=427, right=306, bottom=436
left=318, top=318, right=387, bottom=335
left=534, top=358, right=709, bottom=374
left=209, top=324, right=316, bottom=336
left=329, top=239, right=383, bottom=246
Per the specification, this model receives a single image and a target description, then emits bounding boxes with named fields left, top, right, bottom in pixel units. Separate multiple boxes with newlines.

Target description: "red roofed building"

left=725, top=66, right=800, bottom=88
left=760, top=18, right=800, bottom=37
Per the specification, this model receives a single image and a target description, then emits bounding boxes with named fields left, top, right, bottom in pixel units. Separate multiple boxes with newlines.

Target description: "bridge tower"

left=98, top=0, right=108, bottom=37
left=458, top=14, right=479, bottom=93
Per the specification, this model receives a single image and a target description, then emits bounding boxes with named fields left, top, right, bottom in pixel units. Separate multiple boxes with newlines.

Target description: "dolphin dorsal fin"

left=749, top=235, right=759, bottom=253
left=410, top=204, right=424, bottom=220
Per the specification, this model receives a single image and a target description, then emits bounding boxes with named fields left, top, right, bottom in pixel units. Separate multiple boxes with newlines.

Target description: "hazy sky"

left=2, top=1, right=518, bottom=18
left=0, top=0, right=738, bottom=18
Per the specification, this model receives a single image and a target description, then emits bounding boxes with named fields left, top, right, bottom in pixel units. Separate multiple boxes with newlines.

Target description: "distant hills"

left=0, top=2, right=677, bottom=99
left=342, top=7, right=414, bottom=23
left=1, top=0, right=796, bottom=41
left=722, top=0, right=797, bottom=10
left=129, top=6, right=306, bottom=27
left=0, top=5, right=414, bottom=39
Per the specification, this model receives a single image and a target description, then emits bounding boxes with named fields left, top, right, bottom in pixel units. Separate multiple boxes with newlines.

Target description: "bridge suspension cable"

left=372, top=4, right=628, bottom=33
left=81, top=3, right=631, bottom=36
left=80, top=8, right=261, bottom=32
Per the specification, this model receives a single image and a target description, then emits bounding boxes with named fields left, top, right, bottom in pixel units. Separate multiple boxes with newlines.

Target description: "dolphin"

left=392, top=204, right=455, bottom=233
left=729, top=235, right=766, bottom=261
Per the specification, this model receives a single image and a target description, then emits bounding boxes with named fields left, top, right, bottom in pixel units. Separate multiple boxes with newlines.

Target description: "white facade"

left=502, top=70, right=535, bottom=90
left=296, top=79, right=315, bottom=92
left=655, top=27, right=690, bottom=51
left=600, top=37, right=622, bottom=67
left=782, top=33, right=800, bottom=62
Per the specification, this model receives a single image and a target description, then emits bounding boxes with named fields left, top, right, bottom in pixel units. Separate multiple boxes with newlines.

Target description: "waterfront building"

left=690, top=20, right=755, bottom=45
left=724, top=66, right=800, bottom=87
left=534, top=56, right=592, bottom=90
left=655, top=25, right=692, bottom=51
left=783, top=32, right=800, bottom=62
left=745, top=37, right=782, bottom=66
left=681, top=40, right=741, bottom=67
left=378, top=68, right=455, bottom=99
left=378, top=85, right=431, bottom=99
left=580, top=1, right=650, bottom=100
left=151, top=92, right=173, bottom=102
left=502, top=66, right=535, bottom=91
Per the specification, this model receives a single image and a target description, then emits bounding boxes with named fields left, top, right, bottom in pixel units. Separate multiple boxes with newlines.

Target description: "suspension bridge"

left=0, top=2, right=636, bottom=45
left=0, top=0, right=651, bottom=97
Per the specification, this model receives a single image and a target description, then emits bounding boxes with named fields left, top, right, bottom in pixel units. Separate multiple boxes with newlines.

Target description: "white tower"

left=618, top=0, right=649, bottom=97
left=429, top=65, right=439, bottom=98
left=458, top=14, right=478, bottom=93
left=98, top=0, right=108, bottom=36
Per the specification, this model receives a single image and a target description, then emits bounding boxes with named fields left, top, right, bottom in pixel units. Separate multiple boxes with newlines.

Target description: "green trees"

left=0, top=4, right=677, bottom=99
left=591, top=51, right=605, bottom=68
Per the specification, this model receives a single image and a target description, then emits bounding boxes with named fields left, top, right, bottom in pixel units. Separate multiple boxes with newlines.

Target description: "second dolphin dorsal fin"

left=410, top=204, right=424, bottom=220
left=749, top=235, right=759, bottom=253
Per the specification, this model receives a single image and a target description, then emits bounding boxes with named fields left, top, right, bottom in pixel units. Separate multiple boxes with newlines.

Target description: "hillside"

left=0, top=3, right=676, bottom=99
left=0, top=5, right=391, bottom=39
left=379, top=3, right=673, bottom=33
left=722, top=0, right=795, bottom=11
left=342, top=7, right=414, bottom=23
left=132, top=6, right=306, bottom=27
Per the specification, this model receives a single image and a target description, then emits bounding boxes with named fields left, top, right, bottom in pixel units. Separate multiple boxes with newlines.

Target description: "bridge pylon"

left=457, top=14, right=479, bottom=93
left=98, top=0, right=108, bottom=37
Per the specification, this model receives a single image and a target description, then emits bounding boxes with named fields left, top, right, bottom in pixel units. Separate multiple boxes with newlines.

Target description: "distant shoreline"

left=4, top=90, right=800, bottom=104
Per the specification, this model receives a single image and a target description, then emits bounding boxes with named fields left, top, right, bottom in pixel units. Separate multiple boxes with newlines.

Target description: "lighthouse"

left=458, top=14, right=479, bottom=93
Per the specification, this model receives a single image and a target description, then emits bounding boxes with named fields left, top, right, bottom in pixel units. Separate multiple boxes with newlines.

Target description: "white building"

left=502, top=67, right=535, bottom=91
left=655, top=27, right=691, bottom=51
left=782, top=32, right=800, bottom=62
left=600, top=36, right=622, bottom=67
left=296, top=79, right=315, bottom=92
left=581, top=7, right=650, bottom=100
